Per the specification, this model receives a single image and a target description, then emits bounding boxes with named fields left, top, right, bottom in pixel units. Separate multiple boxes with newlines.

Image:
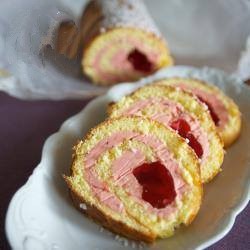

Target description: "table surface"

left=0, top=91, right=249, bottom=250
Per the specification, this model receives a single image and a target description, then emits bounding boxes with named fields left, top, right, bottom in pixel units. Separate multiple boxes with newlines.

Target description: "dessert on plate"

left=64, top=77, right=241, bottom=242
left=156, top=78, right=242, bottom=147
left=64, top=117, right=202, bottom=242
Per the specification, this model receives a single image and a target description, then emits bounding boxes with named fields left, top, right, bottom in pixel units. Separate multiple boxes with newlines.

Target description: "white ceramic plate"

left=5, top=66, right=250, bottom=250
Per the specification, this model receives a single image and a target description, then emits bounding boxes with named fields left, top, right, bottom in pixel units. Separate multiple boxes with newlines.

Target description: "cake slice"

left=80, top=0, right=173, bottom=85
left=109, top=85, right=224, bottom=183
left=64, top=117, right=202, bottom=242
left=155, top=78, right=241, bottom=147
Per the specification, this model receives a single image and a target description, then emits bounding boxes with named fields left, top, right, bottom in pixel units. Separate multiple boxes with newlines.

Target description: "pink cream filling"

left=177, top=84, right=228, bottom=129
left=122, top=98, right=209, bottom=163
left=84, top=131, right=187, bottom=217
left=92, top=39, right=159, bottom=82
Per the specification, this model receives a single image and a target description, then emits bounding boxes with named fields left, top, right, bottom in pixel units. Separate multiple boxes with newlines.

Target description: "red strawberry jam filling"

left=170, top=119, right=203, bottom=158
left=197, top=96, right=220, bottom=125
left=133, top=161, right=177, bottom=209
left=92, top=39, right=160, bottom=83
left=176, top=83, right=228, bottom=128
left=85, top=131, right=187, bottom=217
left=128, top=49, right=153, bottom=73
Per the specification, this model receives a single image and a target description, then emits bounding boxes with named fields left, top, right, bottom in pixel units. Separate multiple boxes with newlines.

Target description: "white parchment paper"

left=0, top=0, right=249, bottom=100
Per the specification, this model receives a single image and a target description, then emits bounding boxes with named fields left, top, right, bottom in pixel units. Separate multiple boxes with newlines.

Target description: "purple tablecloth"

left=1, top=91, right=249, bottom=250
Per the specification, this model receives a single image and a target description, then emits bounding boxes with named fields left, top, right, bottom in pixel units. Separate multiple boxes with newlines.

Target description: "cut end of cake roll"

left=108, top=85, right=224, bottom=183
left=82, top=28, right=172, bottom=86
left=80, top=0, right=173, bottom=85
left=155, top=77, right=242, bottom=147
left=64, top=117, right=202, bottom=242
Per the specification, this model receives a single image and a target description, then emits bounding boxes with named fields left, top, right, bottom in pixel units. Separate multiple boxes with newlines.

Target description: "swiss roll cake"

left=156, top=78, right=242, bottom=147
left=64, top=117, right=202, bottom=242
left=80, top=0, right=173, bottom=85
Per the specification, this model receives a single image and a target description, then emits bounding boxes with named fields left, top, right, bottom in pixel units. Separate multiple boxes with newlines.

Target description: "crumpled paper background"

left=0, top=0, right=249, bottom=100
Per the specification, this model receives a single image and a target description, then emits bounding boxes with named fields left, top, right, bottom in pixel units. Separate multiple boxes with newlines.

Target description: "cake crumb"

left=79, top=203, right=87, bottom=210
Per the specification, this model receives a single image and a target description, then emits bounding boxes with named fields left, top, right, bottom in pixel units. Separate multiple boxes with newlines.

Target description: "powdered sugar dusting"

left=96, top=0, right=162, bottom=38
left=114, top=234, right=147, bottom=249
left=98, top=226, right=147, bottom=249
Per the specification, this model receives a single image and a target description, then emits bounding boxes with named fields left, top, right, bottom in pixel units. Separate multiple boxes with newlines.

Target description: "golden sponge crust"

left=66, top=180, right=156, bottom=242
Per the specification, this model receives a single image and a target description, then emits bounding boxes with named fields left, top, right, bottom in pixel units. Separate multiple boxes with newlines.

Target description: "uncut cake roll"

left=109, top=85, right=224, bottom=183
left=155, top=78, right=242, bottom=147
left=80, top=0, right=173, bottom=85
left=64, top=117, right=202, bottom=242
